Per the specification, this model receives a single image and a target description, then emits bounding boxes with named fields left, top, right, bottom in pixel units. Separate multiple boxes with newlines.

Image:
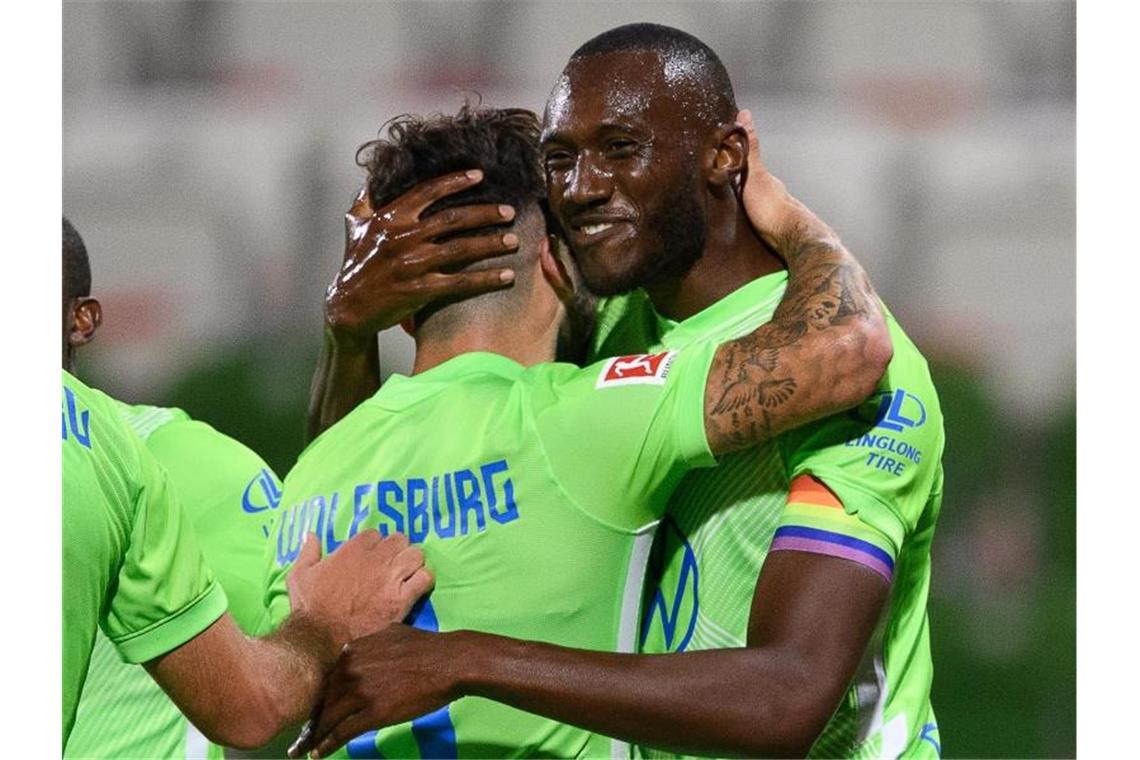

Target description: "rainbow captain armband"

left=770, top=475, right=896, bottom=584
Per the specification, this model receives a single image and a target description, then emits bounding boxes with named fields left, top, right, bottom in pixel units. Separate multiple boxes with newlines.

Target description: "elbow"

left=840, top=319, right=893, bottom=407
left=192, top=688, right=290, bottom=751
left=197, top=714, right=280, bottom=752
left=731, top=671, right=844, bottom=758
left=739, top=696, right=834, bottom=758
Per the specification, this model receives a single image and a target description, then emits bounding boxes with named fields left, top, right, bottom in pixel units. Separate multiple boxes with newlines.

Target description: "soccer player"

left=266, top=103, right=890, bottom=759
left=61, top=218, right=286, bottom=757
left=62, top=368, right=433, bottom=751
left=297, top=24, right=944, bottom=760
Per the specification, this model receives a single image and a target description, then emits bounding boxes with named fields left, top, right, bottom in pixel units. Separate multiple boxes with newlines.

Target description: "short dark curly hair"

left=62, top=216, right=91, bottom=305
left=357, top=103, right=546, bottom=225
left=356, top=103, right=552, bottom=336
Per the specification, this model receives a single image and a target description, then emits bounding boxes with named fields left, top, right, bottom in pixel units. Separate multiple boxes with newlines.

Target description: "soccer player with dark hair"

left=298, top=22, right=944, bottom=760
left=263, top=101, right=890, bottom=758
left=60, top=218, right=435, bottom=752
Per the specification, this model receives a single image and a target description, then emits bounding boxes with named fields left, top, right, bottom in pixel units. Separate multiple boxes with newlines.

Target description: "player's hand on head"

left=326, top=170, right=520, bottom=343
left=737, top=109, right=794, bottom=246
left=286, top=531, right=435, bottom=647
left=288, top=623, right=455, bottom=759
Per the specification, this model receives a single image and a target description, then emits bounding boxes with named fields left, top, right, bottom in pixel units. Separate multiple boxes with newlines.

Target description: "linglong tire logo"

left=851, top=388, right=927, bottom=432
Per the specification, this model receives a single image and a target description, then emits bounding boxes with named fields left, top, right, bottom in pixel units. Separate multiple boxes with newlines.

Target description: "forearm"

left=306, top=325, right=381, bottom=442
left=455, top=632, right=828, bottom=757
left=149, top=613, right=340, bottom=750
left=705, top=200, right=892, bottom=453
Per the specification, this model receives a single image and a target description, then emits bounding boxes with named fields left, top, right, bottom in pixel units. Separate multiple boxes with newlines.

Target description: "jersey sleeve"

left=102, top=440, right=229, bottom=663
left=531, top=341, right=719, bottom=531
left=255, top=520, right=292, bottom=637
left=776, top=355, right=944, bottom=573
left=143, top=418, right=279, bottom=635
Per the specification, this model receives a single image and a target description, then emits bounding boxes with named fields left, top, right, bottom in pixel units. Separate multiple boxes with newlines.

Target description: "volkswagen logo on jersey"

left=639, top=516, right=699, bottom=653
left=852, top=388, right=927, bottom=432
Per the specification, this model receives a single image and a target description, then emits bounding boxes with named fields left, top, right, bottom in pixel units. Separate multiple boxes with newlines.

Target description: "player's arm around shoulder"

left=702, top=112, right=893, bottom=457
left=525, top=346, right=719, bottom=531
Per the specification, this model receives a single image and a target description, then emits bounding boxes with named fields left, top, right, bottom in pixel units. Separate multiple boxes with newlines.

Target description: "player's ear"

left=705, top=122, right=748, bottom=197
left=540, top=234, right=575, bottom=304
left=69, top=296, right=102, bottom=348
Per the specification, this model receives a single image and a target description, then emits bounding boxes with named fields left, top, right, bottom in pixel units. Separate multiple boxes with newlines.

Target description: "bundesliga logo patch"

left=596, top=351, right=677, bottom=388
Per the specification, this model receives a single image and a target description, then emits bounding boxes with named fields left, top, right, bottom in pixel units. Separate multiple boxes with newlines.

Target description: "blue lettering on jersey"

left=844, top=389, right=928, bottom=477
left=324, top=492, right=344, bottom=553
left=407, top=478, right=430, bottom=543
left=433, top=475, right=457, bottom=539
left=275, top=460, right=521, bottom=565
left=62, top=386, right=92, bottom=449
left=308, top=494, right=329, bottom=541
left=376, top=481, right=404, bottom=536
left=276, top=498, right=309, bottom=565
left=455, top=469, right=486, bottom=535
left=481, top=460, right=518, bottom=524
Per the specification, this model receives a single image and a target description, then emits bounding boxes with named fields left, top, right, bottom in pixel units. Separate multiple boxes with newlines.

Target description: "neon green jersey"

left=591, top=275, right=945, bottom=759
left=66, top=403, right=281, bottom=759
left=61, top=371, right=227, bottom=748
left=262, top=348, right=717, bottom=758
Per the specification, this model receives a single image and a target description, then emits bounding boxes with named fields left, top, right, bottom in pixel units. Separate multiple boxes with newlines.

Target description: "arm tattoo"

left=704, top=222, right=888, bottom=455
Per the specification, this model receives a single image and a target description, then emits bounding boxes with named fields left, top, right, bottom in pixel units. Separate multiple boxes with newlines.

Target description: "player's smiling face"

left=541, top=51, right=708, bottom=297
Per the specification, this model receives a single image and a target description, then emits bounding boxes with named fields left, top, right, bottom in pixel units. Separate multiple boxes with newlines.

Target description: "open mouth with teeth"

left=572, top=220, right=632, bottom=243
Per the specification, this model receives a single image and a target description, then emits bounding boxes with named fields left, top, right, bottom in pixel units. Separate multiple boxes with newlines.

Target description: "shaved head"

left=569, top=23, right=738, bottom=129
left=62, top=216, right=91, bottom=306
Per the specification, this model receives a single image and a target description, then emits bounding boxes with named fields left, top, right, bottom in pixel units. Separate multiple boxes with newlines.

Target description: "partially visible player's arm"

left=307, top=324, right=381, bottom=443
left=703, top=110, right=892, bottom=456
left=146, top=532, right=433, bottom=750
left=289, top=507, right=887, bottom=759
left=306, top=173, right=519, bottom=440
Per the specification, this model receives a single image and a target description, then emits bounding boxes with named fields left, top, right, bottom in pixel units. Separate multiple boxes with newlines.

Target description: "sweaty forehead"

left=544, top=50, right=687, bottom=136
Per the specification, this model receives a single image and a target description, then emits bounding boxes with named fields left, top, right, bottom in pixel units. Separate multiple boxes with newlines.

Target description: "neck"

left=411, top=316, right=558, bottom=375
left=643, top=199, right=784, bottom=321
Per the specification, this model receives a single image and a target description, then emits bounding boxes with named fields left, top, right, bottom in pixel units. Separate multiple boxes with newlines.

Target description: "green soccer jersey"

left=61, top=371, right=228, bottom=748
left=591, top=274, right=945, bottom=759
left=66, top=403, right=282, bottom=759
left=261, top=347, right=718, bottom=758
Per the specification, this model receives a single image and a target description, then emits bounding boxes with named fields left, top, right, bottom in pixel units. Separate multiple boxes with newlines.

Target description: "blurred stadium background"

left=63, top=2, right=1075, bottom=757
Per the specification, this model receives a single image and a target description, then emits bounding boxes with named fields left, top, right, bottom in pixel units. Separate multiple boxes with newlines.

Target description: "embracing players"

left=295, top=23, right=944, bottom=760
left=262, top=96, right=890, bottom=759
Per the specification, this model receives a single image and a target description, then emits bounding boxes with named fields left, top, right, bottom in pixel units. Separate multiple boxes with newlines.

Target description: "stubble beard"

left=575, top=174, right=708, bottom=298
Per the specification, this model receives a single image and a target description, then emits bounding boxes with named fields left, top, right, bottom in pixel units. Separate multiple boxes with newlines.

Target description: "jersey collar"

left=660, top=270, right=789, bottom=346
left=378, top=351, right=526, bottom=406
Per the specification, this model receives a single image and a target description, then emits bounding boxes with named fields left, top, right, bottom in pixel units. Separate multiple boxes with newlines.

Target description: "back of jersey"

left=263, top=346, right=717, bottom=758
